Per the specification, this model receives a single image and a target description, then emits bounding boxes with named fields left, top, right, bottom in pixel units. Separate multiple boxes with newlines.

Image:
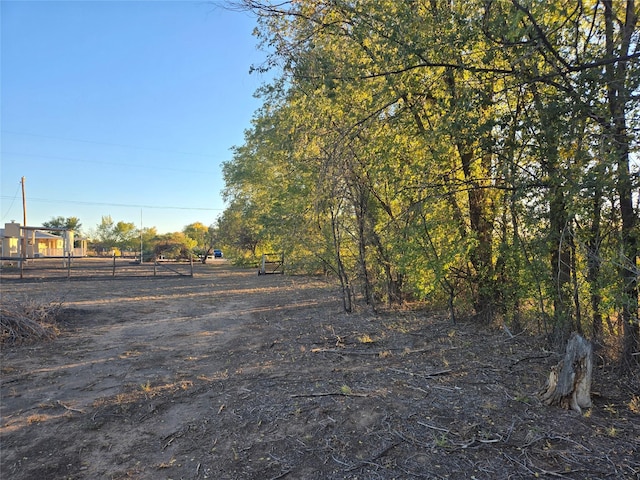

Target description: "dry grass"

left=0, top=298, right=64, bottom=344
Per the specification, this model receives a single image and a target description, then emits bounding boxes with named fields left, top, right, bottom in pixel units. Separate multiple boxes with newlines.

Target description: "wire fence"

left=0, top=255, right=195, bottom=281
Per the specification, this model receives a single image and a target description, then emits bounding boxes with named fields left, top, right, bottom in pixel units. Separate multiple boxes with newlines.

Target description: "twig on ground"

left=406, top=383, right=429, bottom=394
left=290, top=391, right=369, bottom=398
left=331, top=455, right=351, bottom=467
left=311, top=348, right=383, bottom=356
left=56, top=400, right=85, bottom=414
left=388, top=367, right=452, bottom=378
left=509, top=353, right=554, bottom=367
left=345, top=442, right=400, bottom=472
left=268, top=469, right=292, bottom=480
left=417, top=421, right=451, bottom=433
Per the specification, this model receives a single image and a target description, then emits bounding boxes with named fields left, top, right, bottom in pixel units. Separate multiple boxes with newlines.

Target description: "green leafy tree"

left=229, top=0, right=639, bottom=367
left=42, top=216, right=82, bottom=235
left=92, top=216, right=139, bottom=254
left=216, top=200, right=261, bottom=259
left=93, top=216, right=117, bottom=253
left=139, top=226, right=158, bottom=260
left=153, top=232, right=197, bottom=260
left=482, top=0, right=639, bottom=361
left=113, top=221, right=138, bottom=252
left=183, top=222, right=209, bottom=250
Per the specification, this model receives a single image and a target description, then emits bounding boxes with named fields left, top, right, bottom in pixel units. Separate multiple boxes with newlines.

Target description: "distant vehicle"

left=213, top=249, right=223, bottom=258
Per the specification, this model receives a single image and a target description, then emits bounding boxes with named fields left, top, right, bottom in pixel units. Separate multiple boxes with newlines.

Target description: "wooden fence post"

left=153, top=258, right=157, bottom=276
left=67, top=252, right=71, bottom=279
left=190, top=254, right=194, bottom=277
left=112, top=254, right=116, bottom=277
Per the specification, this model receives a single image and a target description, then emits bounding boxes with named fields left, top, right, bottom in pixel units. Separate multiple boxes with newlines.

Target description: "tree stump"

left=539, top=333, right=593, bottom=413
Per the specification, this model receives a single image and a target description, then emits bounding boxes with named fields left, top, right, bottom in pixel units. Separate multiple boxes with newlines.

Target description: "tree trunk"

left=331, top=208, right=352, bottom=313
left=539, top=333, right=593, bottom=413
left=457, top=145, right=496, bottom=322
left=354, top=185, right=373, bottom=307
left=587, top=178, right=603, bottom=339
left=445, top=69, right=496, bottom=323
left=201, top=247, right=213, bottom=264
left=548, top=184, right=573, bottom=345
left=604, top=0, right=639, bottom=370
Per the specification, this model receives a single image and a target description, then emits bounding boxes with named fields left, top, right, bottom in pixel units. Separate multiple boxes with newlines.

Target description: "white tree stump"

left=539, top=333, right=593, bottom=413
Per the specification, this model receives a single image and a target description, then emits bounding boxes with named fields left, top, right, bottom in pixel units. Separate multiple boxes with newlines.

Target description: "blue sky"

left=1, top=0, right=268, bottom=236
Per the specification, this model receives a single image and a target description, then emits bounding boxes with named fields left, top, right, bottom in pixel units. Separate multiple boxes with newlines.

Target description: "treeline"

left=91, top=216, right=219, bottom=260
left=219, top=1, right=639, bottom=367
left=44, top=215, right=219, bottom=261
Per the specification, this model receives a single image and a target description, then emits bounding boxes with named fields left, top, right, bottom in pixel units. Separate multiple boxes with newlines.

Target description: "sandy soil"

left=1, top=261, right=638, bottom=479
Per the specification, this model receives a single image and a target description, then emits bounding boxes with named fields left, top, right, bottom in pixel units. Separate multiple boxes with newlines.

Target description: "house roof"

left=0, top=228, right=61, bottom=239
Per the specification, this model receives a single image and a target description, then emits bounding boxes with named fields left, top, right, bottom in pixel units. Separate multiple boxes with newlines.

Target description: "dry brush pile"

left=0, top=298, right=64, bottom=344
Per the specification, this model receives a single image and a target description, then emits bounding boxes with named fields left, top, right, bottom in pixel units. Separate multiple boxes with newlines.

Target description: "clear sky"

left=1, top=0, right=267, bottom=236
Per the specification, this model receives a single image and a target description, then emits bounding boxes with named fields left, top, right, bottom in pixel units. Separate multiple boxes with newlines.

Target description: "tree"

left=482, top=0, right=639, bottom=361
left=183, top=222, right=209, bottom=250
left=42, top=216, right=82, bottom=235
left=93, top=216, right=118, bottom=252
left=113, top=221, right=138, bottom=252
left=183, top=222, right=219, bottom=263
left=216, top=200, right=261, bottom=258
left=140, top=226, right=158, bottom=260
left=153, top=232, right=196, bottom=260
left=92, top=216, right=139, bottom=254
left=227, top=0, right=638, bottom=367
left=602, top=0, right=639, bottom=369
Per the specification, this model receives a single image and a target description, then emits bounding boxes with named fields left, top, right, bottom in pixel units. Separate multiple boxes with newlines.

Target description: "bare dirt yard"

left=1, top=261, right=639, bottom=479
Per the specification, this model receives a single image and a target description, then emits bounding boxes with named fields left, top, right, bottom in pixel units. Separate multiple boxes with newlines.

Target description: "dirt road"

left=1, top=262, right=638, bottom=479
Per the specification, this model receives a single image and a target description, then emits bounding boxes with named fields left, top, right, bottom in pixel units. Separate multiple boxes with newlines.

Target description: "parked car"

left=213, top=249, right=223, bottom=258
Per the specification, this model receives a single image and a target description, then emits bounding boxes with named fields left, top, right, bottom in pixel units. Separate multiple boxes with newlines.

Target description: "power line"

left=0, top=195, right=224, bottom=211
left=0, top=182, right=21, bottom=221
left=1, top=130, right=220, bottom=158
left=1, top=150, right=220, bottom=175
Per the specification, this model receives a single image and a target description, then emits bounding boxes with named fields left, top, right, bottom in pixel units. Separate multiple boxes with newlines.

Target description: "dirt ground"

left=1, top=261, right=639, bottom=479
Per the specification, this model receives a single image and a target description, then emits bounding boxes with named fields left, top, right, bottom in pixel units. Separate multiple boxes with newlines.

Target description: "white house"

left=0, top=222, right=86, bottom=259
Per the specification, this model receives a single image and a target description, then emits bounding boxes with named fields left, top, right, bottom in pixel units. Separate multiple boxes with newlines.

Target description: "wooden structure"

left=258, top=253, right=284, bottom=275
left=0, top=255, right=194, bottom=281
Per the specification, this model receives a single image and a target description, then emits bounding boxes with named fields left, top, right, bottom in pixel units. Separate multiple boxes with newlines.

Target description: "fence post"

left=190, top=254, right=194, bottom=277
left=112, top=253, right=116, bottom=277
left=153, top=257, right=157, bottom=276
left=67, top=252, right=71, bottom=279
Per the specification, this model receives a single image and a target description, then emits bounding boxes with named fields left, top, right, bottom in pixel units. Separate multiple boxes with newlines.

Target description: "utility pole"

left=140, top=209, right=143, bottom=263
left=21, top=176, right=27, bottom=278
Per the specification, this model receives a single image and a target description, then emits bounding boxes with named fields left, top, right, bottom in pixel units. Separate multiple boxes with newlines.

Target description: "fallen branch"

left=291, top=391, right=369, bottom=398
left=345, top=442, right=400, bottom=472
left=56, top=400, right=85, bottom=414
left=268, top=470, right=292, bottom=480
left=388, top=367, right=453, bottom=378
left=417, top=421, right=451, bottom=433
left=510, top=353, right=554, bottom=367
left=310, top=348, right=383, bottom=356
